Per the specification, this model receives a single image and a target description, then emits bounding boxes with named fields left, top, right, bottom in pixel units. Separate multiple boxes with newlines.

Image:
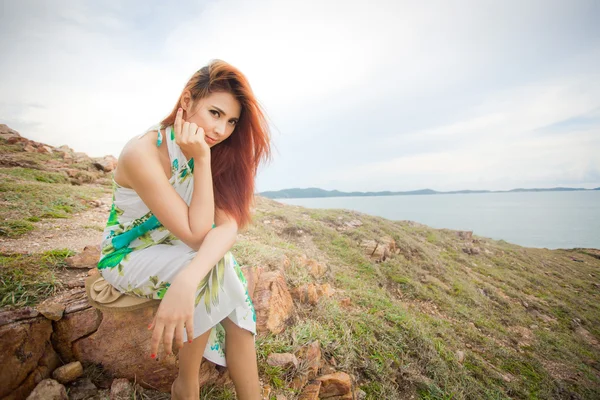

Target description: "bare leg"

left=172, top=329, right=211, bottom=400
left=220, top=317, right=260, bottom=400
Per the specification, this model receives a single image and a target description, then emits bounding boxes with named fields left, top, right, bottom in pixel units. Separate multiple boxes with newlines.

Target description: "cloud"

left=0, top=0, right=599, bottom=191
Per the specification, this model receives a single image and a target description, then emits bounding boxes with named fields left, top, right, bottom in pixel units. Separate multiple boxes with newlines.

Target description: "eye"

left=229, top=120, right=237, bottom=126
left=210, top=110, right=220, bottom=117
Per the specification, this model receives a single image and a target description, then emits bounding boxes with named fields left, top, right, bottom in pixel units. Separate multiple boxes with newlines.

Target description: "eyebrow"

left=211, top=105, right=239, bottom=121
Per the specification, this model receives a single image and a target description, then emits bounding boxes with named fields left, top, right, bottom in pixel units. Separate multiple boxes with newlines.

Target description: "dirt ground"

left=0, top=193, right=112, bottom=254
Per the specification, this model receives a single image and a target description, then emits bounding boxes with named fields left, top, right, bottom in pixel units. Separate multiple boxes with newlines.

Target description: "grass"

left=230, top=196, right=600, bottom=399
left=0, top=249, right=74, bottom=308
left=0, top=177, right=109, bottom=237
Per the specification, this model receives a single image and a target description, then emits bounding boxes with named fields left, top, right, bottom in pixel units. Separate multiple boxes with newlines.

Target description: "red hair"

left=160, top=59, right=271, bottom=230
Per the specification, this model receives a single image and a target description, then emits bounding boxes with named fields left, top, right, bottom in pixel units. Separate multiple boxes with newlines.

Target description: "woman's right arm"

left=119, top=140, right=212, bottom=251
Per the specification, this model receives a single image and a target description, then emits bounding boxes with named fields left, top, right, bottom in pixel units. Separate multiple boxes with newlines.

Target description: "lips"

left=205, top=136, right=217, bottom=144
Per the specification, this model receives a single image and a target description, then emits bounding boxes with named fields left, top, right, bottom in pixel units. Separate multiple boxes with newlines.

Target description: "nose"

left=214, top=119, right=227, bottom=137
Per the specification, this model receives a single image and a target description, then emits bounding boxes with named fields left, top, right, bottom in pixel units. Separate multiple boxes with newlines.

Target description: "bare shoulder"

left=114, top=130, right=161, bottom=188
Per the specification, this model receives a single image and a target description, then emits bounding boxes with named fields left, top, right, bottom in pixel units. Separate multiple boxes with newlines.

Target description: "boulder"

left=66, top=245, right=101, bottom=268
left=0, top=310, right=54, bottom=397
left=254, top=270, right=293, bottom=334
left=298, top=380, right=321, bottom=400
left=72, top=305, right=179, bottom=392
left=3, top=342, right=60, bottom=400
left=292, top=341, right=321, bottom=390
left=110, top=378, right=133, bottom=400
left=267, top=353, right=299, bottom=369
left=241, top=265, right=263, bottom=301
left=316, top=372, right=352, bottom=398
left=25, top=379, right=67, bottom=400
left=93, top=156, right=118, bottom=172
left=52, top=361, right=83, bottom=384
left=292, top=284, right=335, bottom=306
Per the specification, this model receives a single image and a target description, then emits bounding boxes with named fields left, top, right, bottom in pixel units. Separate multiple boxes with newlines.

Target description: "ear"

left=180, top=90, right=193, bottom=112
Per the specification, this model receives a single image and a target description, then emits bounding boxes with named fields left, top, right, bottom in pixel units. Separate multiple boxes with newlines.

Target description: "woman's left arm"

left=148, top=208, right=239, bottom=357
left=178, top=207, right=238, bottom=283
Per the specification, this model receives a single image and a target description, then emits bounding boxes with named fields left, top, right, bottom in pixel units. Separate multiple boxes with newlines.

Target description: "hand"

left=174, top=107, right=210, bottom=160
left=148, top=271, right=196, bottom=358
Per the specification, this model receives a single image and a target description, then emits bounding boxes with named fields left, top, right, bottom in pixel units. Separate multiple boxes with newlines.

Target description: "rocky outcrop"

left=0, top=243, right=357, bottom=398
left=253, top=270, right=294, bottom=334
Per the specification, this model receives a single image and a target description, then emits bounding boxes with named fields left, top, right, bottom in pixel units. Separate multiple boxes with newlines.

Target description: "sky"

left=1, top=0, right=599, bottom=193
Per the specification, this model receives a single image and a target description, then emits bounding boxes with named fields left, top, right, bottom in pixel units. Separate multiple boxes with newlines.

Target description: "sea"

left=275, top=191, right=600, bottom=250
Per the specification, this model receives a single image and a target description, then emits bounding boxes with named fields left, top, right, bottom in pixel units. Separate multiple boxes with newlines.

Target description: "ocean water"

left=276, top=191, right=600, bottom=250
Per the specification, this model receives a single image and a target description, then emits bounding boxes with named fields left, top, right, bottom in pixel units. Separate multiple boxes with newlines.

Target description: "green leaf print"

left=97, top=246, right=133, bottom=270
left=194, top=258, right=225, bottom=313
left=106, top=203, right=124, bottom=227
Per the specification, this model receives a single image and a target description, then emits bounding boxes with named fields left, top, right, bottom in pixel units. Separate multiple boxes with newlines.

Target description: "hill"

left=0, top=124, right=599, bottom=399
left=260, top=187, right=598, bottom=199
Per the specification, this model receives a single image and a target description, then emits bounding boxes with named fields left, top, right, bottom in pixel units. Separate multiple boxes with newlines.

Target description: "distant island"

left=259, top=186, right=600, bottom=199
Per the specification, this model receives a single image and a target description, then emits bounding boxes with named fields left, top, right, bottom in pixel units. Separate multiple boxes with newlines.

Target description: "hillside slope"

left=1, top=124, right=599, bottom=399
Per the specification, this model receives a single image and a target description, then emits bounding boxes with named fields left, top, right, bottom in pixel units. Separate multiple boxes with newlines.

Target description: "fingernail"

left=188, top=339, right=193, bottom=343
left=178, top=108, right=182, bottom=112
left=150, top=354, right=156, bottom=359
left=147, top=324, right=152, bottom=330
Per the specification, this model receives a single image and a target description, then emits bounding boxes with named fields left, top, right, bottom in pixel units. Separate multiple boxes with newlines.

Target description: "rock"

left=292, top=284, right=335, bottom=305
left=254, top=270, right=293, bottom=334
left=262, top=384, right=272, bottom=399
left=67, top=378, right=98, bottom=400
left=462, top=247, right=481, bottom=255
left=25, top=379, right=67, bottom=400
left=0, top=124, right=21, bottom=138
left=307, top=259, right=327, bottom=278
left=456, top=351, right=465, bottom=363
left=298, top=380, right=321, bottom=400
left=110, top=378, right=133, bottom=400
left=339, top=298, right=352, bottom=308
left=37, top=145, right=54, bottom=154
left=73, top=305, right=178, bottom=392
left=66, top=245, right=101, bottom=268
left=355, top=388, right=367, bottom=399
left=93, top=156, right=118, bottom=172
left=52, top=297, right=102, bottom=361
left=24, top=144, right=36, bottom=152
left=4, top=342, right=61, bottom=400
left=0, top=313, right=53, bottom=398
left=241, top=265, right=263, bottom=301
left=267, top=353, right=299, bottom=369
left=456, top=231, right=473, bottom=240
left=292, top=341, right=321, bottom=390
left=52, top=361, right=83, bottom=384
left=316, top=372, right=352, bottom=398
left=37, top=300, right=66, bottom=321
left=359, top=236, right=397, bottom=262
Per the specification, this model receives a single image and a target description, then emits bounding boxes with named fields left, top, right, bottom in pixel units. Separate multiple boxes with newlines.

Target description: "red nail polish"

left=188, top=339, right=193, bottom=343
left=147, top=324, right=152, bottom=329
left=150, top=354, right=156, bottom=359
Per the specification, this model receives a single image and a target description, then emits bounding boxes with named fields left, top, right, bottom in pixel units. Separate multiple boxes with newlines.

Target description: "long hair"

left=160, top=59, right=271, bottom=230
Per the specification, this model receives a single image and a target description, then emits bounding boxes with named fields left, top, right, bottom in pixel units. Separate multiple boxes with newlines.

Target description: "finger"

left=185, top=316, right=194, bottom=344
left=181, top=121, right=190, bottom=144
left=174, top=322, right=184, bottom=349
left=174, top=108, right=183, bottom=138
left=148, top=313, right=157, bottom=330
left=150, top=321, right=165, bottom=359
left=189, top=122, right=198, bottom=136
left=163, top=323, right=175, bottom=355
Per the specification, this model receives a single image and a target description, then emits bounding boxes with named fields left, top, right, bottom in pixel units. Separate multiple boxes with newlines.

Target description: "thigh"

left=220, top=317, right=254, bottom=339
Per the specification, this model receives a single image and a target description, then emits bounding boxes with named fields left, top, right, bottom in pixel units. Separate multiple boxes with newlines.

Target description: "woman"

left=97, top=59, right=271, bottom=400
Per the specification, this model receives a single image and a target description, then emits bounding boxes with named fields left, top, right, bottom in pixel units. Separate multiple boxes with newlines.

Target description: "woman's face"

left=183, top=91, right=242, bottom=147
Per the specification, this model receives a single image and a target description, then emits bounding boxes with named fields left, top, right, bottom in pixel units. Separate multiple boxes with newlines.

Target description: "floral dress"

left=97, top=124, right=256, bottom=366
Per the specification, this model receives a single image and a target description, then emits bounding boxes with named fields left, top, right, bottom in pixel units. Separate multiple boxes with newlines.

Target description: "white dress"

left=97, top=124, right=256, bottom=366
